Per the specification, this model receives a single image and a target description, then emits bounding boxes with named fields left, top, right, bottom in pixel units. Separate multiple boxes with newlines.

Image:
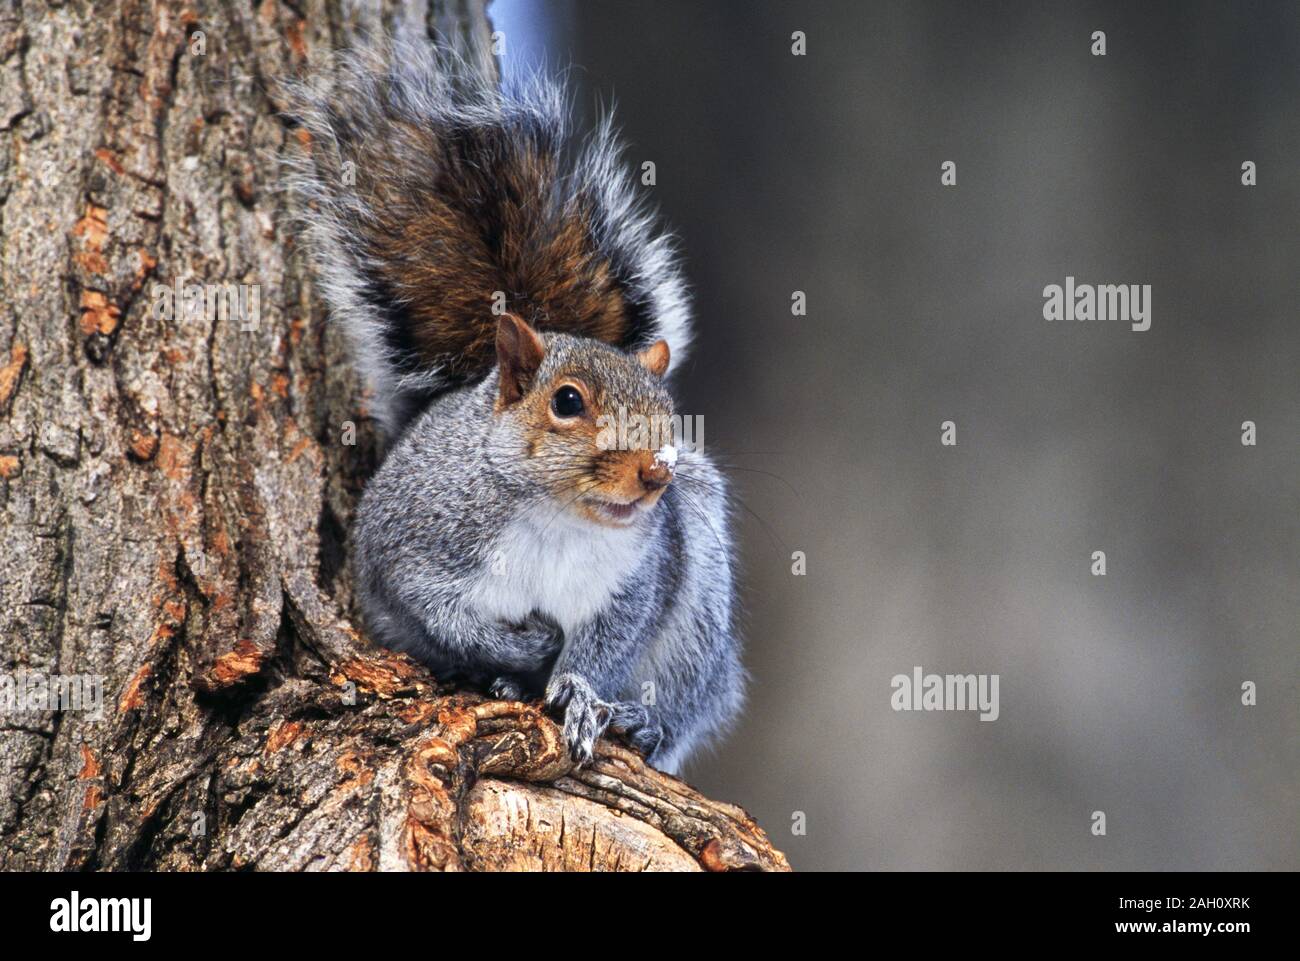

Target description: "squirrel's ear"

left=496, top=314, right=547, bottom=406
left=636, top=340, right=671, bottom=378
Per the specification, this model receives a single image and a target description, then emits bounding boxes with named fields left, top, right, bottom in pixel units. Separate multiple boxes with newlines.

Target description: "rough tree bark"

left=0, top=0, right=788, bottom=872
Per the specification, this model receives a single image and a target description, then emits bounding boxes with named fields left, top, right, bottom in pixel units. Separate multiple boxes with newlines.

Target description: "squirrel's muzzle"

left=638, top=444, right=677, bottom=492
left=639, top=461, right=672, bottom=492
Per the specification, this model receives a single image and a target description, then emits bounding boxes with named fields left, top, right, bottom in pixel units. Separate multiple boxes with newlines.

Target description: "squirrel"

left=285, top=43, right=745, bottom=773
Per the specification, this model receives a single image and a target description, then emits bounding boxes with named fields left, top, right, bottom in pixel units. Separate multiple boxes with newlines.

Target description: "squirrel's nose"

left=638, top=461, right=672, bottom=492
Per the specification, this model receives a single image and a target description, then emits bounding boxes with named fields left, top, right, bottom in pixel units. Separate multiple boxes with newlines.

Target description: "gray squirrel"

left=286, top=45, right=745, bottom=773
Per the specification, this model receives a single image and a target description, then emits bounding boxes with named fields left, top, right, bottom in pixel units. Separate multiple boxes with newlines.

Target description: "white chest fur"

left=464, top=505, right=643, bottom=635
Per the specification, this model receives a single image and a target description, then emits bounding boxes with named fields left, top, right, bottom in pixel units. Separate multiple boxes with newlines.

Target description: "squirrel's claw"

left=565, top=701, right=611, bottom=767
left=543, top=672, right=580, bottom=710
left=489, top=675, right=526, bottom=701
left=546, top=672, right=613, bottom=766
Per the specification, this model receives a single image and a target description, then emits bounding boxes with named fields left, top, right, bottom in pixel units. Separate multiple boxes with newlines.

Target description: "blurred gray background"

left=489, top=0, right=1299, bottom=870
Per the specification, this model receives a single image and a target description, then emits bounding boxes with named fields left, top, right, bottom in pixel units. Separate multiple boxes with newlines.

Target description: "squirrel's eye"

left=551, top=385, right=585, bottom=418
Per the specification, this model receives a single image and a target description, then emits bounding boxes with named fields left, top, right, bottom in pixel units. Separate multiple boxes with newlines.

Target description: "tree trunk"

left=0, top=0, right=788, bottom=872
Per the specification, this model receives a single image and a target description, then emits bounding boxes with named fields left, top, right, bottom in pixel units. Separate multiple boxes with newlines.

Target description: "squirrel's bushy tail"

left=284, top=42, right=691, bottom=435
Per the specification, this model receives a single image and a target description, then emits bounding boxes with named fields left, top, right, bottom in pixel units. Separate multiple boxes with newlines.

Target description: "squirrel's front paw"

left=607, top=701, right=665, bottom=758
left=489, top=675, right=526, bottom=701
left=545, top=672, right=612, bottom=766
